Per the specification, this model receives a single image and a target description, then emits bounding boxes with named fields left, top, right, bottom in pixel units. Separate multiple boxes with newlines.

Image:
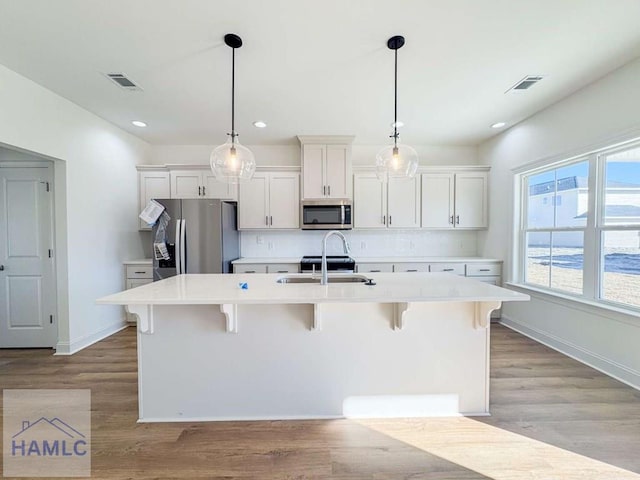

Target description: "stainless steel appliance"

left=300, top=255, right=356, bottom=273
left=301, top=199, right=352, bottom=230
left=152, top=199, right=239, bottom=281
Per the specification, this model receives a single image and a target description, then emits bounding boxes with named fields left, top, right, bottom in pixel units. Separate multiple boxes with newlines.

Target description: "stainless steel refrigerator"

left=152, top=199, right=239, bottom=281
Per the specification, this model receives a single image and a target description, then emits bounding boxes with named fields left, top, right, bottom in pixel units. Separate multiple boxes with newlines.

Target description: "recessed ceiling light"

left=391, top=121, right=404, bottom=128
left=491, top=122, right=506, bottom=129
left=253, top=121, right=267, bottom=128
left=132, top=120, right=147, bottom=127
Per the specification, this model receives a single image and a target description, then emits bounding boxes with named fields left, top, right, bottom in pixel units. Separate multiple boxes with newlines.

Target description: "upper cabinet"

left=138, top=168, right=171, bottom=230
left=298, top=136, right=354, bottom=200
left=421, top=171, right=488, bottom=229
left=353, top=173, right=420, bottom=229
left=238, top=171, right=300, bottom=230
left=170, top=169, right=237, bottom=200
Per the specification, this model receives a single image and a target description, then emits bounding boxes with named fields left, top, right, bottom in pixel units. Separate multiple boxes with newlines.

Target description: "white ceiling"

left=1, top=0, right=640, bottom=146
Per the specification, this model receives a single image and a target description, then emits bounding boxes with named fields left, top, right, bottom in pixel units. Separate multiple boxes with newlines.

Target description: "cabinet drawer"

left=357, top=263, right=393, bottom=273
left=473, top=276, right=501, bottom=286
left=428, top=263, right=465, bottom=275
left=126, top=265, right=153, bottom=279
left=126, top=278, right=152, bottom=289
left=267, top=264, right=300, bottom=274
left=466, top=263, right=501, bottom=276
left=234, top=264, right=268, bottom=274
left=393, top=263, right=429, bottom=273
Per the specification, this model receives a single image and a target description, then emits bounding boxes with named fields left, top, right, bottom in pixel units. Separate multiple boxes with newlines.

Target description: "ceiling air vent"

left=506, top=75, right=544, bottom=93
left=105, top=73, right=142, bottom=91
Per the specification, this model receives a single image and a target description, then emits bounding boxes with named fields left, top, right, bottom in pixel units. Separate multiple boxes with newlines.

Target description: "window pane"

left=526, top=232, right=551, bottom=287
left=554, top=162, right=589, bottom=228
left=550, top=232, right=583, bottom=294
left=601, top=230, right=640, bottom=308
left=603, top=148, right=640, bottom=226
left=527, top=172, right=555, bottom=228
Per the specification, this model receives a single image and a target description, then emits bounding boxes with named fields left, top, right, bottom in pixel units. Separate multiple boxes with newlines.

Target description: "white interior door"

left=0, top=165, right=56, bottom=347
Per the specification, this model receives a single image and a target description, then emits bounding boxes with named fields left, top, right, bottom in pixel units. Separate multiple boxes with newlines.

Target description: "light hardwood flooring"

left=1, top=324, right=639, bottom=479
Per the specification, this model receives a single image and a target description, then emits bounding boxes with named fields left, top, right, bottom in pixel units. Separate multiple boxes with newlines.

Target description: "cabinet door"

left=387, top=177, right=420, bottom=228
left=421, top=173, right=454, bottom=228
left=266, top=263, right=300, bottom=273
left=393, top=263, right=429, bottom=273
left=269, top=173, right=300, bottom=229
left=233, top=264, right=268, bottom=273
left=202, top=173, right=238, bottom=200
left=455, top=172, right=488, bottom=229
left=170, top=171, right=202, bottom=198
left=302, top=145, right=325, bottom=199
left=325, top=145, right=350, bottom=198
left=353, top=174, right=387, bottom=229
left=138, top=171, right=170, bottom=230
left=238, top=173, right=269, bottom=229
left=357, top=263, right=393, bottom=273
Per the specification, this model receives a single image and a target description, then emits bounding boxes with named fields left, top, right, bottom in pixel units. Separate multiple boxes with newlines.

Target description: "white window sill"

left=505, top=282, right=640, bottom=326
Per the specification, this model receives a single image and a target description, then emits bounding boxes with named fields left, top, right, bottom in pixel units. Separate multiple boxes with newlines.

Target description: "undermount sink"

left=276, top=274, right=370, bottom=284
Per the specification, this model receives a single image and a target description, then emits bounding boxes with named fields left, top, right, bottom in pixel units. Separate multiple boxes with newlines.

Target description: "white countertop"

left=232, top=256, right=502, bottom=264
left=123, top=259, right=152, bottom=265
left=97, top=272, right=528, bottom=306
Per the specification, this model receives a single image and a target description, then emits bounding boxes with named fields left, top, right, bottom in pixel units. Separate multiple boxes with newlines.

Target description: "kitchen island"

left=97, top=272, right=528, bottom=422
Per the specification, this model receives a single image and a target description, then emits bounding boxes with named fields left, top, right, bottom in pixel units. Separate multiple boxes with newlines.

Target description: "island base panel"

left=137, top=303, right=490, bottom=421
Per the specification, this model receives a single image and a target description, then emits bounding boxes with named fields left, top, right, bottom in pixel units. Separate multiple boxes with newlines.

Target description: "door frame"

left=0, top=144, right=67, bottom=351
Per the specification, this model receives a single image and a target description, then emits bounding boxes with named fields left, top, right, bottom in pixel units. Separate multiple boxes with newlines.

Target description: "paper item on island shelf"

left=139, top=199, right=165, bottom=225
left=154, top=242, right=170, bottom=261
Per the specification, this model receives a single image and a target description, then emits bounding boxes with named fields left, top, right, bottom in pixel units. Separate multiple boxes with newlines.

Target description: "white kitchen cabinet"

left=234, top=264, right=268, bottom=274
left=299, top=136, right=353, bottom=200
left=123, top=261, right=153, bottom=321
left=428, top=263, right=466, bottom=275
left=421, top=172, right=487, bottom=229
left=356, top=263, right=393, bottom=273
left=353, top=173, right=420, bottom=229
left=233, top=262, right=300, bottom=274
left=138, top=170, right=170, bottom=230
left=170, top=169, right=237, bottom=200
left=266, top=263, right=300, bottom=274
left=393, top=263, right=429, bottom=273
left=238, top=172, right=300, bottom=229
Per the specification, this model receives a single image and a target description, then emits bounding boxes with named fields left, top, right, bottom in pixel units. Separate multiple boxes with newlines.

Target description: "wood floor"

left=1, top=324, right=639, bottom=479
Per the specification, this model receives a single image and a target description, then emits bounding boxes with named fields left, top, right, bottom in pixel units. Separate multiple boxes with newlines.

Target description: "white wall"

left=151, top=143, right=480, bottom=258
left=0, top=64, right=151, bottom=354
left=478, top=57, right=640, bottom=388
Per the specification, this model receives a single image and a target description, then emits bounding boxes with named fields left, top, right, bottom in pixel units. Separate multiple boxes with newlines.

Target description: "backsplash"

left=240, top=230, right=478, bottom=258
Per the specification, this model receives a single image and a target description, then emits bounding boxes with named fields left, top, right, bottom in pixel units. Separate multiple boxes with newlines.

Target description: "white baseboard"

left=499, top=316, right=640, bottom=391
left=55, top=321, right=129, bottom=355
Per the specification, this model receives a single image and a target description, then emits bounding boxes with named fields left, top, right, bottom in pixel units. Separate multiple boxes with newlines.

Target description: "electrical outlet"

left=409, top=241, right=415, bottom=249
left=268, top=241, right=274, bottom=250
left=360, top=241, right=367, bottom=250
left=256, top=235, right=263, bottom=245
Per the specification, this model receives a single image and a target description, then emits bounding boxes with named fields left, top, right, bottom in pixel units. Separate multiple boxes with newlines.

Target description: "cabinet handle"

left=443, top=268, right=454, bottom=272
left=270, top=216, right=273, bottom=226
left=407, top=269, right=418, bottom=272
left=277, top=270, right=288, bottom=273
left=0, top=265, right=4, bottom=271
left=382, top=216, right=386, bottom=225
left=328, top=185, right=331, bottom=196
left=265, top=216, right=269, bottom=226
left=370, top=269, right=381, bottom=272
left=389, top=215, right=392, bottom=225
left=455, top=215, right=460, bottom=225
left=202, top=186, right=206, bottom=196
left=479, top=269, right=491, bottom=272
left=323, top=185, right=326, bottom=196
left=134, top=271, right=146, bottom=274
left=198, top=186, right=202, bottom=196
left=245, top=270, right=256, bottom=273
left=449, top=215, right=454, bottom=225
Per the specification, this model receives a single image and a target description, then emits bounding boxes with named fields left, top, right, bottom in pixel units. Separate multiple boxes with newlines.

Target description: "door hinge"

left=50, top=315, right=54, bottom=324
left=48, top=249, right=53, bottom=258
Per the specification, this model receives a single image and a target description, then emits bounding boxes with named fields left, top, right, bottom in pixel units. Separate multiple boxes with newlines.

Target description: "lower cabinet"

left=233, top=263, right=300, bottom=274
left=356, top=263, right=393, bottom=273
left=123, top=262, right=153, bottom=322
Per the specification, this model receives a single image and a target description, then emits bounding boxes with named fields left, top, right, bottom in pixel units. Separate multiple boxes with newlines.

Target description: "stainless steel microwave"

left=301, top=200, right=352, bottom=230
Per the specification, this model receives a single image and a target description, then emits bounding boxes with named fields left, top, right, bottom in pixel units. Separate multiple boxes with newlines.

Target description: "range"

left=300, top=256, right=356, bottom=273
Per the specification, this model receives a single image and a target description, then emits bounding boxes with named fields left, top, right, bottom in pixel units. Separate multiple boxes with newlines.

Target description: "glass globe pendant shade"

left=210, top=136, right=256, bottom=184
left=375, top=143, right=419, bottom=182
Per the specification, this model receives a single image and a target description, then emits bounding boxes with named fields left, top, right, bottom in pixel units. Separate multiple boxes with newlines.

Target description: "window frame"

left=514, top=140, right=640, bottom=314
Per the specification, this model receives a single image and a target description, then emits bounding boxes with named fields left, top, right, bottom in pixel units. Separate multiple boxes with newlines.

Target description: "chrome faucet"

left=321, top=230, right=351, bottom=285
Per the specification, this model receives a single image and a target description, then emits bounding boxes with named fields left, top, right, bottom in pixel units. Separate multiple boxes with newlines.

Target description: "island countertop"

left=97, top=272, right=529, bottom=306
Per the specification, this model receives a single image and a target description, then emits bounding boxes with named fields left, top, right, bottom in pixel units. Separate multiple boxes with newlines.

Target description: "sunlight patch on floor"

left=356, top=417, right=640, bottom=480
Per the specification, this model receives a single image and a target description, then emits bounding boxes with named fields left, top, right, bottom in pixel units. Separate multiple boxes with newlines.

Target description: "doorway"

left=0, top=162, right=57, bottom=347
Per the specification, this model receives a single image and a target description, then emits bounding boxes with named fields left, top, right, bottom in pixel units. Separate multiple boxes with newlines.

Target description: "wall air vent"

left=105, top=73, right=142, bottom=91
left=506, top=75, right=545, bottom=93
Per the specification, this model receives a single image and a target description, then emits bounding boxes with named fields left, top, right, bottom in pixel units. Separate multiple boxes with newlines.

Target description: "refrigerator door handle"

left=180, top=218, right=187, bottom=274
left=175, top=219, right=182, bottom=274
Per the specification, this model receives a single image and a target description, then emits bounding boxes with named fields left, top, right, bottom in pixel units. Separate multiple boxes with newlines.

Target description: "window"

left=517, top=142, right=640, bottom=311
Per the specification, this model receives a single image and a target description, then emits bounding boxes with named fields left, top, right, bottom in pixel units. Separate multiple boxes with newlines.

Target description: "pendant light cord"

left=231, top=46, right=236, bottom=142
left=393, top=46, right=398, bottom=147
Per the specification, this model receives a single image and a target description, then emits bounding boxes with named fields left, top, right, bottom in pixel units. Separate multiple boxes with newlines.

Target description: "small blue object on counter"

left=238, top=282, right=248, bottom=290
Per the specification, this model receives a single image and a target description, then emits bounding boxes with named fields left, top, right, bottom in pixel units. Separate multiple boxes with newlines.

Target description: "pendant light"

left=376, top=35, right=418, bottom=182
left=210, top=34, right=256, bottom=183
